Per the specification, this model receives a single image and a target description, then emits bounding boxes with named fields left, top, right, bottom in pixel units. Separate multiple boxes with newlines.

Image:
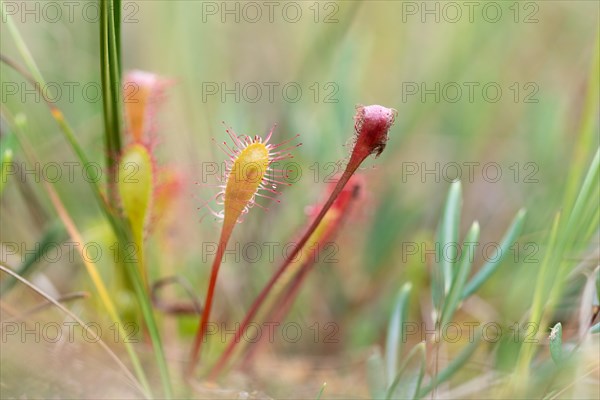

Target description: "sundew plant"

left=0, top=1, right=599, bottom=399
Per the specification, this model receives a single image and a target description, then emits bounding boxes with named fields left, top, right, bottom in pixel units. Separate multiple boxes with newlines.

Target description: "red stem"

left=242, top=186, right=358, bottom=366
left=186, top=218, right=235, bottom=379
left=241, top=262, right=311, bottom=368
left=208, top=154, right=365, bottom=379
left=242, top=183, right=358, bottom=367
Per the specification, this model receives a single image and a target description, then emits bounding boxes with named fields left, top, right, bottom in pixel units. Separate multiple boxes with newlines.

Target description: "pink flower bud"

left=352, top=105, right=397, bottom=160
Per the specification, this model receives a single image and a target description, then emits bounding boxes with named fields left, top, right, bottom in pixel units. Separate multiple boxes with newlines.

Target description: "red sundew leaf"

left=123, top=70, right=172, bottom=145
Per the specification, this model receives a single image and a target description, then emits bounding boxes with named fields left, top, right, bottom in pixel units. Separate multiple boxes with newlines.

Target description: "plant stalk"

left=208, top=155, right=365, bottom=378
left=186, top=217, right=236, bottom=379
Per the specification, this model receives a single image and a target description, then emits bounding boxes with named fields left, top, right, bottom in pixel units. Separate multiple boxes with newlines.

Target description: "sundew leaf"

left=117, top=144, right=154, bottom=291
left=118, top=144, right=153, bottom=249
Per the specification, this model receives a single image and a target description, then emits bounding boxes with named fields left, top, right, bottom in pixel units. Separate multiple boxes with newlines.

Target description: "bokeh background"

left=1, top=1, right=599, bottom=398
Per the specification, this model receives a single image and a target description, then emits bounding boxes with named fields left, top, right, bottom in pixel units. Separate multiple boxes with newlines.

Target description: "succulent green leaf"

left=462, top=208, right=527, bottom=299
left=435, top=181, right=462, bottom=310
left=385, top=282, right=413, bottom=386
left=367, top=348, right=387, bottom=400
left=549, top=322, right=563, bottom=365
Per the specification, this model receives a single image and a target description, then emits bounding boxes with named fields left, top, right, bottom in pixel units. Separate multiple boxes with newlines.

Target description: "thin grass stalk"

left=513, top=212, right=561, bottom=388
left=0, top=264, right=147, bottom=396
left=2, top=15, right=172, bottom=396
left=100, top=0, right=123, bottom=205
left=2, top=62, right=170, bottom=390
left=385, top=342, right=426, bottom=400
left=0, top=55, right=109, bottom=219
left=9, top=118, right=152, bottom=396
left=417, top=329, right=482, bottom=398
left=562, top=31, right=599, bottom=214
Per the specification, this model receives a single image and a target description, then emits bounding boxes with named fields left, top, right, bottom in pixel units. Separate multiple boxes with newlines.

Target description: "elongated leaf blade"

left=367, top=348, right=387, bottom=400
left=441, top=221, right=480, bottom=327
left=462, top=208, right=527, bottom=299
left=435, top=181, right=462, bottom=310
left=418, top=329, right=482, bottom=398
left=386, top=342, right=426, bottom=400
left=549, top=322, right=563, bottom=365
left=385, top=282, right=413, bottom=386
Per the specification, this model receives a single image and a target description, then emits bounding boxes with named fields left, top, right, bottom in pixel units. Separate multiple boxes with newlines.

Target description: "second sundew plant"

left=117, top=70, right=172, bottom=291
left=212, top=174, right=367, bottom=377
left=187, top=105, right=397, bottom=379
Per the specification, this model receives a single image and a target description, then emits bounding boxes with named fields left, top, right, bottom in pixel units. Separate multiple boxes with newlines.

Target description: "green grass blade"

left=121, top=242, right=172, bottom=398
left=435, top=180, right=462, bottom=309
left=1, top=5, right=45, bottom=85
left=0, top=264, right=147, bottom=396
left=1, top=22, right=117, bottom=242
left=386, top=342, right=426, bottom=400
left=315, top=382, right=327, bottom=400
left=0, top=146, right=14, bottom=198
left=3, top=7, right=170, bottom=396
left=1, top=12, right=94, bottom=175
left=108, top=0, right=123, bottom=129
left=550, top=149, right=600, bottom=317
left=113, top=0, right=122, bottom=74
left=100, top=0, right=123, bottom=205
left=367, top=348, right=387, bottom=400
left=418, top=329, right=481, bottom=398
left=582, top=205, right=600, bottom=250
left=100, top=3, right=171, bottom=396
left=562, top=31, right=599, bottom=214
left=0, top=222, right=65, bottom=294
left=565, top=148, right=599, bottom=243
left=385, top=282, right=412, bottom=386
left=591, top=322, right=600, bottom=334
left=514, top=212, right=561, bottom=385
left=596, top=267, right=600, bottom=306
left=462, top=208, right=527, bottom=299
left=441, top=221, right=480, bottom=328
left=6, top=77, right=153, bottom=399
left=0, top=127, right=17, bottom=198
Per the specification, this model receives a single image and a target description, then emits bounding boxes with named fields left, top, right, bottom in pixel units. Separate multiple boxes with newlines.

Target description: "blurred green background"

left=1, top=1, right=598, bottom=398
